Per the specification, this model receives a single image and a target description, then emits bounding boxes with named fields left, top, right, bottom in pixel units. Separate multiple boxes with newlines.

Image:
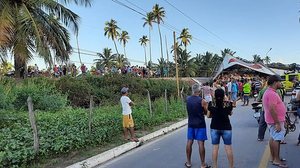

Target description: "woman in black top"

left=208, top=88, right=234, bottom=168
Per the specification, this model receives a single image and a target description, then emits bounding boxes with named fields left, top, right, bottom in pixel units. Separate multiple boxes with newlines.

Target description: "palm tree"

left=221, top=48, right=236, bottom=58
left=195, top=52, right=219, bottom=77
left=253, top=54, right=263, bottom=63
left=139, top=35, right=149, bottom=66
left=94, top=48, right=116, bottom=69
left=0, top=0, right=92, bottom=77
left=177, top=49, right=196, bottom=77
left=152, top=4, right=165, bottom=60
left=118, top=30, right=130, bottom=58
left=264, top=56, right=271, bottom=65
left=115, top=54, right=130, bottom=69
left=104, top=19, right=120, bottom=56
left=143, top=12, right=155, bottom=64
left=178, top=28, right=192, bottom=50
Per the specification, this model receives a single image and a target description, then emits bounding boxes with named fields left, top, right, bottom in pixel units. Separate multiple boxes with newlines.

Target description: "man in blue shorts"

left=185, top=83, right=210, bottom=168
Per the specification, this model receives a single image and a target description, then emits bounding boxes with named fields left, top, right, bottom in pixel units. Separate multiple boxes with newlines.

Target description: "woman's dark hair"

left=215, top=88, right=225, bottom=108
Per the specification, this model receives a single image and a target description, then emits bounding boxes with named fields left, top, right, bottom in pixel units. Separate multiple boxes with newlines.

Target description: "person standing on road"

left=231, top=79, right=238, bottom=107
left=120, top=87, right=139, bottom=142
left=203, top=82, right=213, bottom=103
left=262, top=75, right=288, bottom=168
left=296, top=87, right=300, bottom=146
left=257, top=82, right=287, bottom=144
left=207, top=88, right=234, bottom=168
left=242, top=79, right=251, bottom=106
left=185, top=83, right=210, bottom=168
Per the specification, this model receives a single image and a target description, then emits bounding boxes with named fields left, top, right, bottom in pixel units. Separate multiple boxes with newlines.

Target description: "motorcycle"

left=251, top=102, right=262, bottom=123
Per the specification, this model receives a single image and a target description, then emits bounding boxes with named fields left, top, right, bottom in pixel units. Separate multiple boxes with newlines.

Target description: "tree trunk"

left=158, top=24, right=164, bottom=60
left=113, top=39, right=119, bottom=57
left=14, top=56, right=26, bottom=78
left=144, top=46, right=147, bottom=66
left=123, top=44, right=126, bottom=58
left=149, top=27, right=152, bottom=64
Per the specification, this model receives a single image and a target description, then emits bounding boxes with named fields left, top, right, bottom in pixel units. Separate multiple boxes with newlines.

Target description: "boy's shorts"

left=123, top=114, right=134, bottom=128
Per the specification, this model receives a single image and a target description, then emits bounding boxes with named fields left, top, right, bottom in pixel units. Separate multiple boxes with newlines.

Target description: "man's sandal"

left=272, top=162, right=288, bottom=168
left=184, top=162, right=191, bottom=168
left=270, top=158, right=286, bottom=162
left=201, top=164, right=211, bottom=168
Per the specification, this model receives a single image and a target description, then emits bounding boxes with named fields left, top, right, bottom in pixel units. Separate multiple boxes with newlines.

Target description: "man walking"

left=185, top=83, right=210, bottom=168
left=120, top=87, right=139, bottom=142
left=262, top=75, right=288, bottom=168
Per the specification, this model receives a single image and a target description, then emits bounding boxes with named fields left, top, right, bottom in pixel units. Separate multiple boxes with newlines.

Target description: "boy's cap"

left=121, top=87, right=129, bottom=93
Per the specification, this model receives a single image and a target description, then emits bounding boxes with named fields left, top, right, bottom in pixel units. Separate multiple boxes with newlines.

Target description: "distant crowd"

left=22, top=64, right=170, bottom=78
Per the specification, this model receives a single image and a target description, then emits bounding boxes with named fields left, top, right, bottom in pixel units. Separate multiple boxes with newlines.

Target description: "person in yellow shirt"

left=242, top=79, right=251, bottom=106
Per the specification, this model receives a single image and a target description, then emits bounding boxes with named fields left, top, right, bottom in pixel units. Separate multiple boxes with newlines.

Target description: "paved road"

left=98, top=98, right=300, bottom=168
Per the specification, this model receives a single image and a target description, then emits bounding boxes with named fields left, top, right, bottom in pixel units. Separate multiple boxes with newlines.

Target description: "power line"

left=163, top=0, right=230, bottom=45
left=111, top=0, right=219, bottom=51
left=112, top=0, right=146, bottom=16
left=72, top=50, right=146, bottom=64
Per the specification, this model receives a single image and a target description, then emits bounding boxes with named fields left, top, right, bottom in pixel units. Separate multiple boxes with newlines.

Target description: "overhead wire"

left=70, top=0, right=223, bottom=67
left=163, top=0, right=229, bottom=44
left=162, top=0, right=250, bottom=55
left=111, top=0, right=218, bottom=50
left=72, top=49, right=146, bottom=64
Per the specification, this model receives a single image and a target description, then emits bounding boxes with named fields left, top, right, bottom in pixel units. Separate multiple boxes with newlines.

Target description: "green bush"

left=0, top=99, right=186, bottom=167
left=12, top=81, right=67, bottom=111
left=55, top=76, right=92, bottom=107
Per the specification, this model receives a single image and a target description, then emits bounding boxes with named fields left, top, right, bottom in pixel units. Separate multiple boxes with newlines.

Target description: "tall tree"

left=0, top=0, right=92, bottom=77
left=115, top=54, right=129, bottom=69
left=118, top=30, right=129, bottom=58
left=152, top=4, right=165, bottom=60
left=178, top=28, right=192, bottom=50
left=177, top=49, right=196, bottom=77
left=221, top=48, right=236, bottom=58
left=143, top=12, right=155, bottom=64
left=139, top=35, right=149, bottom=66
left=253, top=54, right=263, bottom=63
left=94, top=48, right=115, bottom=69
left=195, top=52, right=220, bottom=77
left=104, top=19, right=120, bottom=56
left=264, top=56, right=271, bottom=65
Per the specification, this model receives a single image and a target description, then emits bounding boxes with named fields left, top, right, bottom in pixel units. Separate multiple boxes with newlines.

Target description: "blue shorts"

left=211, top=129, right=232, bottom=145
left=187, top=127, right=207, bottom=141
left=231, top=92, right=237, bottom=101
left=268, top=122, right=285, bottom=141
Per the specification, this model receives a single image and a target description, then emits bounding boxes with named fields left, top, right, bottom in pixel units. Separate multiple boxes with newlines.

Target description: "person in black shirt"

left=208, top=89, right=234, bottom=168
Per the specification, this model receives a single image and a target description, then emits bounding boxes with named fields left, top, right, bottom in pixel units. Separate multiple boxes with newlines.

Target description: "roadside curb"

left=66, top=119, right=188, bottom=168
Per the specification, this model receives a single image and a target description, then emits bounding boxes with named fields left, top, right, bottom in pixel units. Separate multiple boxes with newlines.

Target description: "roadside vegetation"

left=0, top=74, right=189, bottom=167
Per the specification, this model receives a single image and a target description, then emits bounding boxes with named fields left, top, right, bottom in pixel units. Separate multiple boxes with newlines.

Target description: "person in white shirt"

left=226, top=79, right=232, bottom=101
left=120, top=87, right=139, bottom=142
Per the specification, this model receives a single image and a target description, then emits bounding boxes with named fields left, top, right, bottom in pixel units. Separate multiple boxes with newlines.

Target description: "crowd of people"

left=23, top=63, right=169, bottom=78
left=183, top=74, right=300, bottom=168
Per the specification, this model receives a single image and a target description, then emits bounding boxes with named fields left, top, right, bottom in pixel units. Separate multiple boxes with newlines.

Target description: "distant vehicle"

left=280, top=73, right=300, bottom=92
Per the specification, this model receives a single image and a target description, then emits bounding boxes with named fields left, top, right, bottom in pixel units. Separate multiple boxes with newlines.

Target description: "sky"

left=28, top=0, right=300, bottom=70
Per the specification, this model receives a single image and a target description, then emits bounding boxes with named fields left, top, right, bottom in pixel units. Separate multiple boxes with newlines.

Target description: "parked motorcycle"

left=251, top=102, right=262, bottom=123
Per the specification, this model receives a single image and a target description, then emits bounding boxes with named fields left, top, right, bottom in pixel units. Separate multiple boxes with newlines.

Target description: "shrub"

left=55, top=76, right=92, bottom=107
left=12, top=79, right=67, bottom=111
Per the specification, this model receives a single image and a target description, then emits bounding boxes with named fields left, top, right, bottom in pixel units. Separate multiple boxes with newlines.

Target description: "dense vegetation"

left=0, top=75, right=189, bottom=167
